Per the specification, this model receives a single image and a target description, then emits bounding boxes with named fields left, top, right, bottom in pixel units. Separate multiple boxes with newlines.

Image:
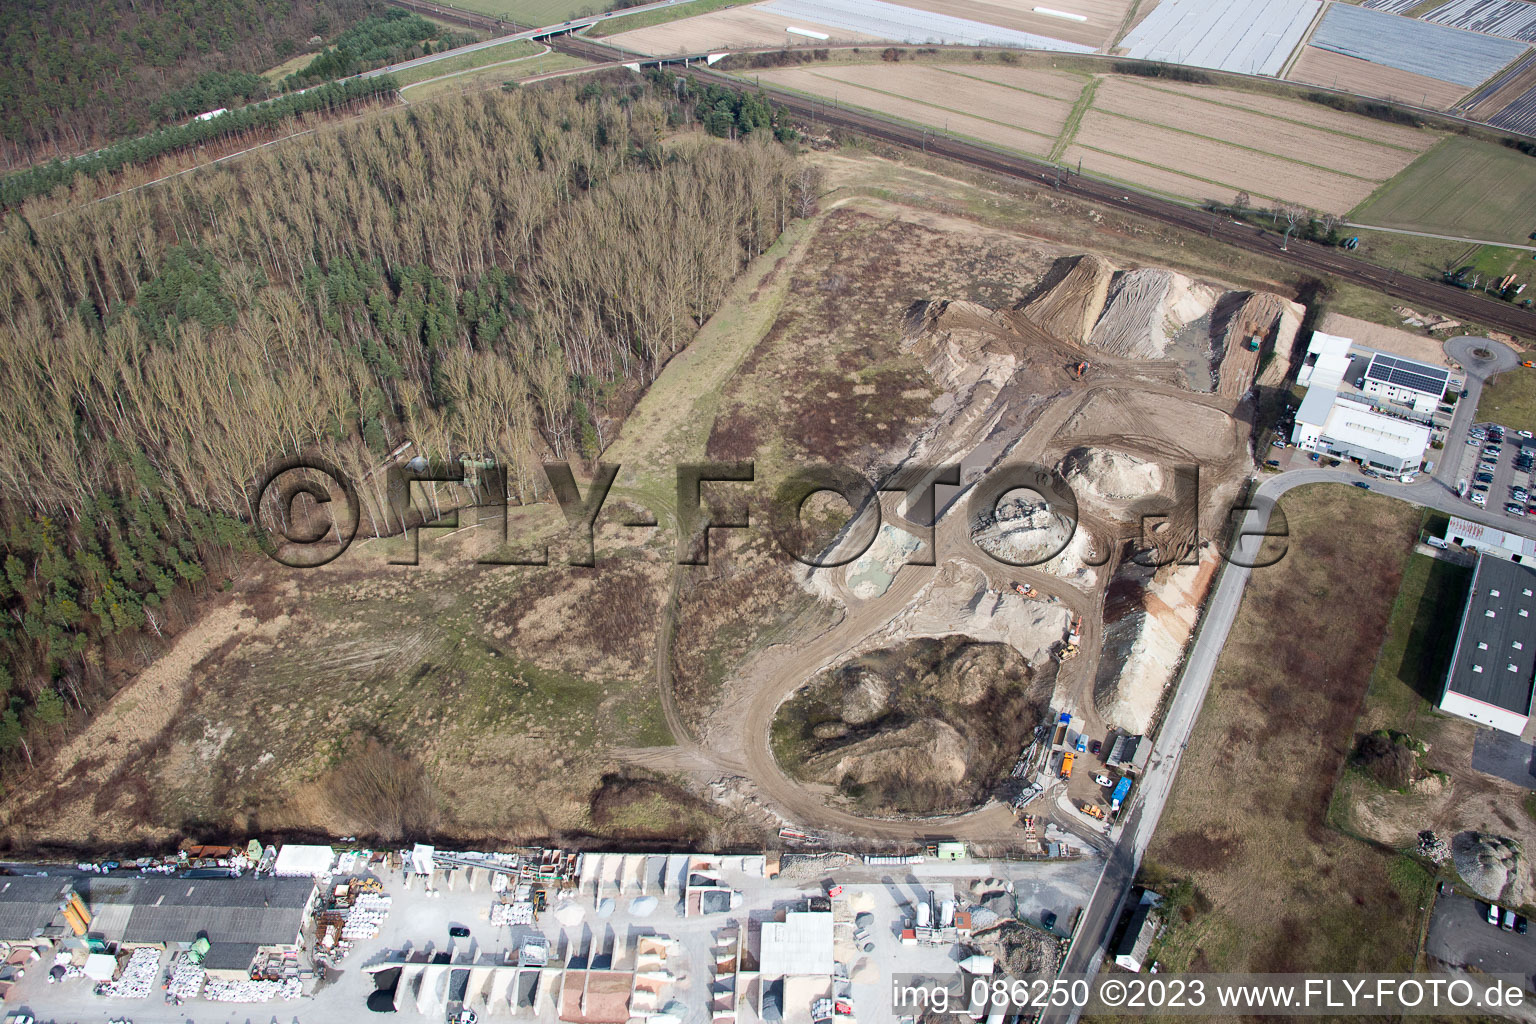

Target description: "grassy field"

left=393, top=38, right=544, bottom=87
left=1476, top=365, right=1536, bottom=433
left=1356, top=550, right=1471, bottom=736
left=442, top=0, right=611, bottom=24
left=405, top=52, right=591, bottom=97
left=1143, top=484, right=1435, bottom=973
left=588, top=0, right=737, bottom=36
left=1351, top=135, right=1536, bottom=243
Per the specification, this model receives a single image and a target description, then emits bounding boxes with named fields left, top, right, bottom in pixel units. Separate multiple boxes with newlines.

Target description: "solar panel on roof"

left=1364, top=354, right=1448, bottom=396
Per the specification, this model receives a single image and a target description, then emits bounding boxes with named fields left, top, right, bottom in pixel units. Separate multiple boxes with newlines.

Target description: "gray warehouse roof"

left=77, top=876, right=314, bottom=947
left=1446, top=556, right=1536, bottom=714
left=0, top=876, right=72, bottom=939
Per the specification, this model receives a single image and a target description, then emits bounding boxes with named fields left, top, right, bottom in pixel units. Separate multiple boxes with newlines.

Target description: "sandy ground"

left=1288, top=46, right=1473, bottom=110
left=885, top=0, right=1135, bottom=48
left=1321, top=311, right=1453, bottom=367
left=606, top=6, right=888, bottom=54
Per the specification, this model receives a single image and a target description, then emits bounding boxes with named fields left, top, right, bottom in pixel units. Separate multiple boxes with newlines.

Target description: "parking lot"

left=1453, top=422, right=1536, bottom=521
left=1428, top=892, right=1536, bottom=990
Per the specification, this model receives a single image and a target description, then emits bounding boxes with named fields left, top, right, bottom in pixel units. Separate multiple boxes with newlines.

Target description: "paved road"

left=1428, top=892, right=1536, bottom=982
left=1347, top=224, right=1536, bottom=253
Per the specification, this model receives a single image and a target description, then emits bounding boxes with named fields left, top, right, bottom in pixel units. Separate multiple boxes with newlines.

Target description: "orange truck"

left=1061, top=752, right=1075, bottom=779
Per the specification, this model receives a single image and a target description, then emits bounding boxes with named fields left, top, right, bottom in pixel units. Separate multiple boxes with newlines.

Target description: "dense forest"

left=0, top=74, right=802, bottom=772
left=280, top=9, right=475, bottom=89
left=0, top=0, right=376, bottom=166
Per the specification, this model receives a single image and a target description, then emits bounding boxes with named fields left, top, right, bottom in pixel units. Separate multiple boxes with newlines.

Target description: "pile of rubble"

left=341, top=892, right=391, bottom=941
left=204, top=976, right=303, bottom=1002
left=99, top=946, right=159, bottom=998
left=166, top=955, right=205, bottom=1001
left=1418, top=830, right=1450, bottom=864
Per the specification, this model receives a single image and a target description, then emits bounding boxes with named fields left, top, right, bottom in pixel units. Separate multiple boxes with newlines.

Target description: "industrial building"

left=1113, top=892, right=1162, bottom=972
left=1445, top=515, right=1536, bottom=563
left=1296, top=331, right=1352, bottom=389
left=73, top=875, right=317, bottom=975
left=1290, top=391, right=1431, bottom=473
left=1361, top=352, right=1450, bottom=414
left=1442, top=554, right=1536, bottom=735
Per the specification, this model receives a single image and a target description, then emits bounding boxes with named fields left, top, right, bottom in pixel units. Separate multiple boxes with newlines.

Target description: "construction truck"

left=1055, top=641, right=1080, bottom=663
left=1245, top=336, right=1260, bottom=351
left=1060, top=752, right=1075, bottom=779
left=1071, top=360, right=1090, bottom=380
left=1079, top=802, right=1104, bottom=820
left=1012, top=581, right=1037, bottom=598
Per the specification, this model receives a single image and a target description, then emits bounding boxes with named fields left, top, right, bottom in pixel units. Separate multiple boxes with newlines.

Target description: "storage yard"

left=0, top=843, right=1100, bottom=1023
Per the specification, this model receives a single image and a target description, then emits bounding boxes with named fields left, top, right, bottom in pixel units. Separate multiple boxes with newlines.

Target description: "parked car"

left=1309, top=452, right=1320, bottom=461
left=1522, top=430, right=1535, bottom=439
left=1473, top=493, right=1487, bottom=506
left=1264, top=459, right=1280, bottom=468
left=1090, top=739, right=1102, bottom=755
left=1271, top=439, right=1286, bottom=448
left=1506, top=504, right=1525, bottom=515
left=1041, top=910, right=1058, bottom=931
left=1353, top=482, right=1370, bottom=490
left=1504, top=909, right=1518, bottom=930
left=449, top=925, right=471, bottom=938
left=1518, top=916, right=1529, bottom=935
left=1489, top=903, right=1502, bottom=926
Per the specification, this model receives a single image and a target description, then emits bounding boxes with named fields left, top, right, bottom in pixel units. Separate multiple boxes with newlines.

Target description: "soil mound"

left=1452, top=831, right=1531, bottom=905
left=1090, top=269, right=1216, bottom=358
left=1059, top=447, right=1165, bottom=504
left=1018, top=254, right=1115, bottom=345
left=773, top=636, right=1045, bottom=815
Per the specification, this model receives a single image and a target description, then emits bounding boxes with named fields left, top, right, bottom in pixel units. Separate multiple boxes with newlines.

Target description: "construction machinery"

left=1524, top=361, right=1535, bottom=368
left=1012, top=581, right=1037, bottom=598
left=1079, top=802, right=1104, bottom=820
left=1055, top=641, right=1080, bottom=663
left=1070, top=360, right=1090, bottom=380
left=1060, top=752, right=1075, bottom=779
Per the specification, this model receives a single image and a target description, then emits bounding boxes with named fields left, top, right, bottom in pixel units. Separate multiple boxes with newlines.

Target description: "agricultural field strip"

left=1286, top=45, right=1478, bottom=109
left=1422, top=0, right=1536, bottom=43
left=1090, top=84, right=1400, bottom=180
left=1457, top=47, right=1536, bottom=111
left=758, top=0, right=1096, bottom=51
left=1365, top=0, right=1423, bottom=11
left=1064, top=141, right=1313, bottom=206
left=1050, top=77, right=1098, bottom=161
left=881, top=0, right=1128, bottom=47
left=930, top=66, right=1091, bottom=103
left=1488, top=82, right=1536, bottom=133
left=784, top=67, right=1072, bottom=137
left=1309, top=2, right=1529, bottom=86
left=1117, top=79, right=1429, bottom=152
left=1072, top=108, right=1378, bottom=208
left=750, top=69, right=1059, bottom=153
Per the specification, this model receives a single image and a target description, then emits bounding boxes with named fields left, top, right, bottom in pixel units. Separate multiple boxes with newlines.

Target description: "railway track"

left=556, top=35, right=1536, bottom=338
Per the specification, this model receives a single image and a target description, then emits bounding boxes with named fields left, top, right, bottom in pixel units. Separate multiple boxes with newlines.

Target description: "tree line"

left=0, top=74, right=802, bottom=773
left=0, top=0, right=373, bottom=168
left=281, top=9, right=475, bottom=90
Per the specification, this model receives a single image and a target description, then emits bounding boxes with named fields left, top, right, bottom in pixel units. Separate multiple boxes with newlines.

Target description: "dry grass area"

left=885, top=0, right=1133, bottom=48
left=1071, top=107, right=1385, bottom=211
left=1329, top=552, right=1536, bottom=878
left=607, top=7, right=886, bottom=55
left=928, top=63, right=1096, bottom=101
left=754, top=66, right=1074, bottom=156
left=1288, top=46, right=1473, bottom=110
left=1144, top=485, right=1434, bottom=973
left=1319, top=312, right=1452, bottom=367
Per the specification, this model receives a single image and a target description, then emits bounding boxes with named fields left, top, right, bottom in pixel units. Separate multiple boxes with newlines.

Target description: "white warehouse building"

left=1361, top=352, right=1449, bottom=414
left=1291, top=389, right=1431, bottom=473
left=1296, top=331, right=1352, bottom=390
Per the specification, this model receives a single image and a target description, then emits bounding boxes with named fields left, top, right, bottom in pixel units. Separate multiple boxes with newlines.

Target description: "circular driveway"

left=1447, top=334, right=1519, bottom=380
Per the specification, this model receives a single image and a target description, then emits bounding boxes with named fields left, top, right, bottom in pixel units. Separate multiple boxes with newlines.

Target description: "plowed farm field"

left=1288, top=46, right=1474, bottom=109
left=754, top=65, right=1080, bottom=155
left=744, top=60, right=1446, bottom=211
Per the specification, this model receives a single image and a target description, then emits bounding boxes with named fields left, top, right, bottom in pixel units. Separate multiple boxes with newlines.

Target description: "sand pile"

left=892, top=565, right=1070, bottom=665
left=1090, top=269, right=1216, bottom=358
left=1059, top=447, right=1165, bottom=505
left=1452, top=831, right=1531, bottom=905
left=1018, top=254, right=1115, bottom=345
left=1094, top=554, right=1216, bottom=733
left=904, top=299, right=1018, bottom=396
